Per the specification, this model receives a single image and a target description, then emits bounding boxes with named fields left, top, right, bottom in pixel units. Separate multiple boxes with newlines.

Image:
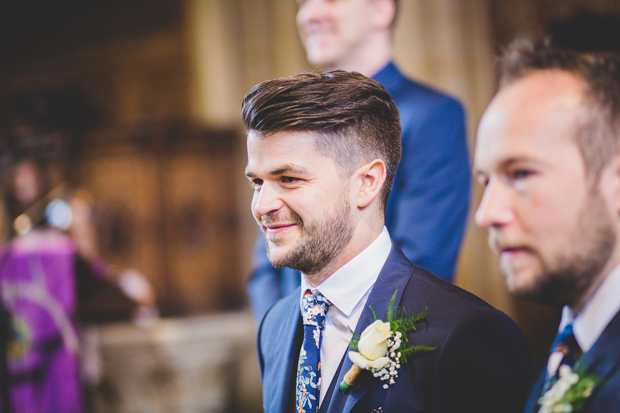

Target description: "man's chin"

left=306, top=48, right=337, bottom=70
left=504, top=270, right=575, bottom=306
left=265, top=242, right=299, bottom=269
left=503, top=268, right=544, bottom=299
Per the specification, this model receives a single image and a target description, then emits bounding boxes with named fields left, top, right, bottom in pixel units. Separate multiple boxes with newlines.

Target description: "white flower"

left=348, top=320, right=391, bottom=370
left=358, top=320, right=391, bottom=360
left=348, top=351, right=390, bottom=370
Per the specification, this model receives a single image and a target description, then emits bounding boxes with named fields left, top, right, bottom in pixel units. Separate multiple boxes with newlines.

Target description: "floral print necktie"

left=540, top=324, right=582, bottom=399
left=296, top=291, right=331, bottom=413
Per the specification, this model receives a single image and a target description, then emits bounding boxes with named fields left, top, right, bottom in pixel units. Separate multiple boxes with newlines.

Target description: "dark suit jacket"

left=248, top=62, right=470, bottom=322
left=523, top=309, right=620, bottom=412
left=257, top=243, right=533, bottom=413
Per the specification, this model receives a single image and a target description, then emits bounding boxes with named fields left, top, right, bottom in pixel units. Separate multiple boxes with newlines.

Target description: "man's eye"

left=281, top=176, right=299, bottom=184
left=511, top=169, right=533, bottom=180
left=250, top=179, right=263, bottom=189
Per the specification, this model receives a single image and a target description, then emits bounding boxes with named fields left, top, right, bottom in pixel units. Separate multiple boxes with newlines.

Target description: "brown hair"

left=500, top=38, right=620, bottom=179
left=241, top=70, right=401, bottom=213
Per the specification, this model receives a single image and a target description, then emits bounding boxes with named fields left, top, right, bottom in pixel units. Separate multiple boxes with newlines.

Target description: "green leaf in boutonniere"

left=340, top=289, right=435, bottom=393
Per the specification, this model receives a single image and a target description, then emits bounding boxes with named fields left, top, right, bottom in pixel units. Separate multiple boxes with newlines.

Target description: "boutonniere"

left=538, top=364, right=598, bottom=413
left=340, top=289, right=435, bottom=393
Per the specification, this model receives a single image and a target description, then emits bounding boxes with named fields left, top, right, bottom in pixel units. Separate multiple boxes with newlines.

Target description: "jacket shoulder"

left=397, top=265, right=533, bottom=412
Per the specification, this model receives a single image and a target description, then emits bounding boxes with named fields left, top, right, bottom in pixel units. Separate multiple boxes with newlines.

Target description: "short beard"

left=509, top=189, right=616, bottom=307
left=264, top=190, right=353, bottom=276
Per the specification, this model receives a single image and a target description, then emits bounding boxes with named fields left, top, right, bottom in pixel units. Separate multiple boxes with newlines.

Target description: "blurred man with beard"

left=474, top=39, right=620, bottom=412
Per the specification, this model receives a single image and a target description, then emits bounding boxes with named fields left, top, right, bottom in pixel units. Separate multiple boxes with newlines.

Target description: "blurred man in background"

left=248, top=0, right=471, bottom=322
left=474, top=39, right=620, bottom=412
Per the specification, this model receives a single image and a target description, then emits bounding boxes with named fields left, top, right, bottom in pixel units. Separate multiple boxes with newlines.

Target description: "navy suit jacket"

left=248, top=62, right=470, bottom=322
left=523, top=309, right=620, bottom=412
left=258, top=243, right=533, bottom=413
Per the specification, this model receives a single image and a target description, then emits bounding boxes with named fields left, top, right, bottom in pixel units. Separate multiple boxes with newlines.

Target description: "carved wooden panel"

left=77, top=121, right=243, bottom=316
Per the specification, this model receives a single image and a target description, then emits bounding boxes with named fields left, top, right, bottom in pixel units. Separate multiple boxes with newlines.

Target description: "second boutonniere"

left=538, top=364, right=598, bottom=413
left=340, top=289, right=435, bottom=393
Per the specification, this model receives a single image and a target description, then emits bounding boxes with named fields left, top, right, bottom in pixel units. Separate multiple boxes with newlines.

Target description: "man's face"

left=296, top=0, right=379, bottom=70
left=246, top=130, right=355, bottom=276
left=474, top=70, right=617, bottom=306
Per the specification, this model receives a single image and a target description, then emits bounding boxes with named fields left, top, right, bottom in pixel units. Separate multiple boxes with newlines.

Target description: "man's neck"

left=303, top=225, right=384, bottom=287
left=323, top=37, right=392, bottom=78
left=569, top=261, right=619, bottom=316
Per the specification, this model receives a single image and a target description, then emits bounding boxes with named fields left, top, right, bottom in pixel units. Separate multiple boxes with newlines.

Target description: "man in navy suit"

left=247, top=0, right=470, bottom=322
left=474, top=40, right=620, bottom=412
left=243, top=70, right=532, bottom=413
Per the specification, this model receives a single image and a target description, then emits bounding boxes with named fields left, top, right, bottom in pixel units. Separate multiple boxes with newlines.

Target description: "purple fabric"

left=0, top=229, right=84, bottom=413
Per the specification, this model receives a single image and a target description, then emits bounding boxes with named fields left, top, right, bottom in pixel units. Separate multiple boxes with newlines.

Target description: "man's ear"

left=355, top=159, right=387, bottom=209
left=371, top=0, right=396, bottom=31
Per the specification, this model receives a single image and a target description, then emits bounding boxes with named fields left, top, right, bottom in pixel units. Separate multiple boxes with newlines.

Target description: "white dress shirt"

left=300, top=226, right=392, bottom=406
left=558, top=264, right=620, bottom=353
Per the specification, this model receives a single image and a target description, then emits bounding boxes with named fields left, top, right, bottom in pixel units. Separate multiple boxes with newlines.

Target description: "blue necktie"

left=296, top=291, right=330, bottom=413
left=540, top=324, right=582, bottom=401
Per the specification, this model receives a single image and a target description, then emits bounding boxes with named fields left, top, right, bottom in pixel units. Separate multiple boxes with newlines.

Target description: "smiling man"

left=247, top=0, right=471, bottom=322
left=244, top=70, right=532, bottom=413
left=474, top=40, right=620, bottom=412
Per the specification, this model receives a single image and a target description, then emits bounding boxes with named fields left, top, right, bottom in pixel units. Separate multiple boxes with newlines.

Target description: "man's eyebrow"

left=245, top=164, right=310, bottom=179
left=472, top=157, right=536, bottom=176
left=270, top=164, right=310, bottom=176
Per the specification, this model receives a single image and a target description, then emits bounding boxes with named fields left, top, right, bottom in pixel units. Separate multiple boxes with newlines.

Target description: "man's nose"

left=297, top=0, right=327, bottom=23
left=252, top=182, right=284, bottom=217
left=474, top=179, right=515, bottom=229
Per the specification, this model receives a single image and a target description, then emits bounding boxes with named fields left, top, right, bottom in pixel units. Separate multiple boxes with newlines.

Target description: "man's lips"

left=498, top=246, right=533, bottom=261
left=263, top=223, right=298, bottom=234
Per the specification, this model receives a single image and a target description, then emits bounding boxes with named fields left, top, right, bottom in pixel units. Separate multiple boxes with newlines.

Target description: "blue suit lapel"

left=579, top=308, right=620, bottom=404
left=326, top=243, right=413, bottom=413
left=523, top=369, right=546, bottom=413
left=262, top=296, right=303, bottom=413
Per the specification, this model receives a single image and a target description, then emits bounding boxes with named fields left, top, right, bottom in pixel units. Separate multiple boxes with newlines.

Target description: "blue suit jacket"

left=248, top=62, right=471, bottom=321
left=523, top=309, right=620, bottom=412
left=258, top=243, right=533, bottom=413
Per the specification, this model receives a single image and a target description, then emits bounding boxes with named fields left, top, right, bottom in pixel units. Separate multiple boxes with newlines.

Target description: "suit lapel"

left=522, top=369, right=546, bottom=413
left=263, top=296, right=303, bottom=413
left=326, top=242, right=413, bottom=413
left=579, top=308, right=620, bottom=404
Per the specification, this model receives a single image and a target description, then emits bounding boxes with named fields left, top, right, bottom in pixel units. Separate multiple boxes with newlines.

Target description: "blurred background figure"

left=0, top=150, right=154, bottom=412
left=248, top=0, right=471, bottom=322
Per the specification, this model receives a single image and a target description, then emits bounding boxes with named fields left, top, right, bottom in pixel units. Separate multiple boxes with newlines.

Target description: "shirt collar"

left=559, top=264, right=620, bottom=352
left=300, top=227, right=392, bottom=317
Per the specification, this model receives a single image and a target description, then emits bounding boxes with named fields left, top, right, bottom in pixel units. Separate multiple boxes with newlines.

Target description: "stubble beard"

left=499, top=190, right=616, bottom=307
left=263, top=191, right=354, bottom=277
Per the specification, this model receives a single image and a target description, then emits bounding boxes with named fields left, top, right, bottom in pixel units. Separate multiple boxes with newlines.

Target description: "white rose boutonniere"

left=348, top=320, right=391, bottom=370
left=340, top=290, right=435, bottom=393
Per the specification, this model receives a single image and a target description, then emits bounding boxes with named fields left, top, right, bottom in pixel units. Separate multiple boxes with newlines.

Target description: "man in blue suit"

left=248, top=0, right=470, bottom=322
left=474, top=40, right=620, bottom=412
left=243, top=70, right=532, bottom=413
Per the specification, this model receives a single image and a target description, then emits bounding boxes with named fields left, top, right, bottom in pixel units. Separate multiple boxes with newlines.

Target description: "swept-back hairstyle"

left=241, top=70, right=401, bottom=213
left=499, top=39, right=620, bottom=180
